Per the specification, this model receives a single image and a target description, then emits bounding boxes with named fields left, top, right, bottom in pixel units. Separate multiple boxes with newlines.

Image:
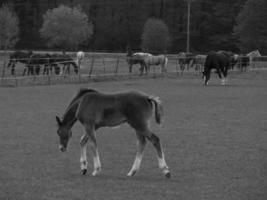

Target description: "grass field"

left=1, top=72, right=267, bottom=200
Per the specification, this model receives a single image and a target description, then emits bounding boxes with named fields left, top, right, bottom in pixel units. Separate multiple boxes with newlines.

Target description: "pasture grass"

left=0, top=73, right=267, bottom=200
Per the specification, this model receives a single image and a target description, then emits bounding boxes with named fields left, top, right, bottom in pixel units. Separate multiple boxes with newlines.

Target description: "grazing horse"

left=126, top=48, right=150, bottom=75
left=203, top=51, right=237, bottom=85
left=144, top=54, right=168, bottom=73
left=7, top=50, right=33, bottom=75
left=55, top=88, right=171, bottom=178
left=49, top=53, right=79, bottom=75
left=177, top=52, right=195, bottom=73
left=27, top=53, right=51, bottom=76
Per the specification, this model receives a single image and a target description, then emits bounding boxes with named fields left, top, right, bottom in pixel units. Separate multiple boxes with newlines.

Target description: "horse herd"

left=7, top=51, right=80, bottom=76
left=5, top=49, right=261, bottom=85
left=126, top=49, right=261, bottom=85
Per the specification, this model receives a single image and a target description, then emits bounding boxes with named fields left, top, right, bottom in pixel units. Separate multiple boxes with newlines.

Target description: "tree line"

left=0, top=0, right=267, bottom=54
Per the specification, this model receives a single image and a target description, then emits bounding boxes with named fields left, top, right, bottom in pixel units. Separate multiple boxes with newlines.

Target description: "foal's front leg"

left=80, top=133, right=89, bottom=175
left=80, top=127, right=101, bottom=176
left=127, top=134, right=146, bottom=177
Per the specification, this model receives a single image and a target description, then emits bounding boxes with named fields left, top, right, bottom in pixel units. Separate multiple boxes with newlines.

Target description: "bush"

left=40, top=5, right=93, bottom=50
left=141, top=18, right=170, bottom=54
left=0, top=5, right=19, bottom=49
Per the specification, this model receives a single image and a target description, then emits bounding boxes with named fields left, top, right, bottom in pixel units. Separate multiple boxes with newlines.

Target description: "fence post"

left=176, top=58, right=179, bottom=76
left=48, top=69, right=51, bottom=85
left=1, top=60, right=6, bottom=86
left=152, top=65, right=156, bottom=78
left=89, top=57, right=94, bottom=77
left=102, top=58, right=106, bottom=74
left=78, top=59, right=81, bottom=83
left=114, top=57, right=120, bottom=75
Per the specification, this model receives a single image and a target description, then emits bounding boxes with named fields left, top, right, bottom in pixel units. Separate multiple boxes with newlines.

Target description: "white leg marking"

left=127, top=137, right=146, bottom=177
left=127, top=154, right=143, bottom=177
left=80, top=134, right=88, bottom=172
left=92, top=151, right=101, bottom=176
left=158, top=153, right=170, bottom=176
left=80, top=145, right=88, bottom=170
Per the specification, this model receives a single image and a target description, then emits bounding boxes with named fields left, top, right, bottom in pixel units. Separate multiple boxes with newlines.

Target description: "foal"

left=56, top=88, right=170, bottom=178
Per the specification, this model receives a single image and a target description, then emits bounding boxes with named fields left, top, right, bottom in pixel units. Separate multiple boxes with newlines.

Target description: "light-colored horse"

left=144, top=54, right=168, bottom=73
left=133, top=52, right=153, bottom=74
left=76, top=51, right=85, bottom=70
left=55, top=88, right=171, bottom=178
left=126, top=49, right=152, bottom=75
left=247, top=50, right=261, bottom=68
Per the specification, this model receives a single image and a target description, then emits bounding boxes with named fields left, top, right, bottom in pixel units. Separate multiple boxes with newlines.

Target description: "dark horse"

left=26, top=53, right=52, bottom=75
left=203, top=51, right=237, bottom=85
left=126, top=48, right=149, bottom=75
left=55, top=88, right=170, bottom=178
left=177, top=52, right=195, bottom=73
left=49, top=53, right=78, bottom=75
left=7, top=50, right=33, bottom=75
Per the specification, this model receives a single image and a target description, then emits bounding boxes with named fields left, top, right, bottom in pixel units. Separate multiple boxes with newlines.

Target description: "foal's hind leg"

left=146, top=130, right=170, bottom=178
left=80, top=126, right=101, bottom=176
left=128, top=124, right=170, bottom=178
left=127, top=134, right=146, bottom=177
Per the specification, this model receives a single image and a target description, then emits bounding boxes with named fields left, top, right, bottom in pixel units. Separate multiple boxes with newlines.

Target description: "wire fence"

left=0, top=52, right=267, bottom=87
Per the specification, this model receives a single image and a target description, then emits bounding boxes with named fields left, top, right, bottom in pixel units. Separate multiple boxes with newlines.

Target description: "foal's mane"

left=68, top=88, right=97, bottom=108
left=62, top=88, right=98, bottom=121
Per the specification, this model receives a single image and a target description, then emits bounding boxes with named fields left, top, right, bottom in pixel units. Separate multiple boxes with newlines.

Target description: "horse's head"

left=56, top=116, right=72, bottom=152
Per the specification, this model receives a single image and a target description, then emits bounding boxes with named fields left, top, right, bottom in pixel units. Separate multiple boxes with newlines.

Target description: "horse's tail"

left=148, top=96, right=163, bottom=124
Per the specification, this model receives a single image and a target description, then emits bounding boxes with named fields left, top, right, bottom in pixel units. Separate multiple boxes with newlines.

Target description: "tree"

left=234, top=0, right=267, bottom=53
left=141, top=18, right=170, bottom=54
left=40, top=5, right=93, bottom=50
left=0, top=4, right=19, bottom=50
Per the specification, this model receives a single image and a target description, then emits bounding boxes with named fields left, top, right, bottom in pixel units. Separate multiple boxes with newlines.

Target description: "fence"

left=0, top=52, right=267, bottom=87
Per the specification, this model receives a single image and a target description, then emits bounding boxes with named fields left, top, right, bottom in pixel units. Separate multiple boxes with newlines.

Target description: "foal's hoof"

left=165, top=172, right=171, bottom=178
left=81, top=169, right=87, bottom=175
left=127, top=170, right=137, bottom=177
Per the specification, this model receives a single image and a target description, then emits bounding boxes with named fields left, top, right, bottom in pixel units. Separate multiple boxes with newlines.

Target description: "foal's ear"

left=56, top=116, right=62, bottom=126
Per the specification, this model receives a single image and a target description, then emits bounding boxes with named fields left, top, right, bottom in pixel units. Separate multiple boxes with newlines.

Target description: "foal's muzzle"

left=59, top=144, right=67, bottom=152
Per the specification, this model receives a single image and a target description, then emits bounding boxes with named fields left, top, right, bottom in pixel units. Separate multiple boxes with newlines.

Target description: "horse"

left=49, top=53, right=79, bottom=75
left=40, top=54, right=60, bottom=75
left=55, top=88, right=171, bottom=178
left=177, top=52, right=196, bottom=72
left=143, top=54, right=168, bottom=73
left=126, top=48, right=150, bottom=75
left=236, top=54, right=250, bottom=72
left=202, top=51, right=237, bottom=85
left=76, top=51, right=85, bottom=72
left=7, top=50, right=33, bottom=75
left=194, top=54, right=206, bottom=74
left=247, top=50, right=261, bottom=68
left=26, top=53, right=52, bottom=76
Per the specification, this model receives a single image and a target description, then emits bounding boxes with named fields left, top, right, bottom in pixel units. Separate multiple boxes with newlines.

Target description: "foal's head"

left=56, top=116, right=72, bottom=152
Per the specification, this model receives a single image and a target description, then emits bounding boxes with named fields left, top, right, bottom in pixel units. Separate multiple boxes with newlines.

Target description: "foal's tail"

left=148, top=96, right=163, bottom=124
